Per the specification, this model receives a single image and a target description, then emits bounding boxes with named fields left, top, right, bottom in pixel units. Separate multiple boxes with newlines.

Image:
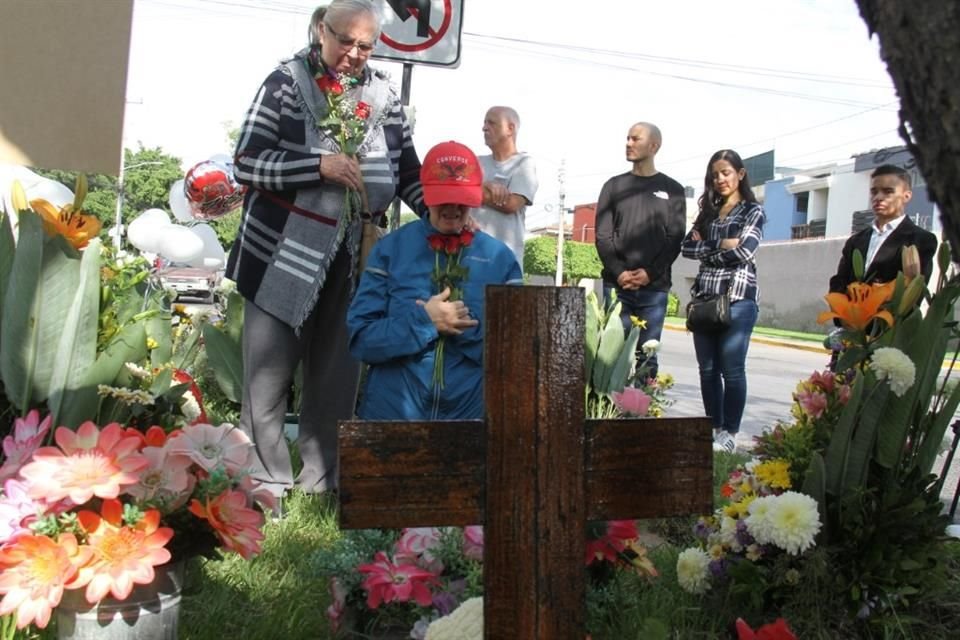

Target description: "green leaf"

left=56, top=322, right=148, bottom=428
left=823, top=370, right=866, bottom=496
left=608, top=325, right=640, bottom=393
left=916, top=379, right=960, bottom=476
left=0, top=213, right=83, bottom=410
left=852, top=248, right=865, bottom=281
left=584, top=291, right=600, bottom=382
left=46, top=239, right=102, bottom=426
left=592, top=301, right=624, bottom=393
left=801, top=452, right=828, bottom=537
left=146, top=310, right=173, bottom=368
left=0, top=209, right=16, bottom=352
left=202, top=323, right=244, bottom=404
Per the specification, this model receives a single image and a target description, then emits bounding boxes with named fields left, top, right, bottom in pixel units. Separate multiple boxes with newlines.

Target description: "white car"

left=159, top=264, right=220, bottom=304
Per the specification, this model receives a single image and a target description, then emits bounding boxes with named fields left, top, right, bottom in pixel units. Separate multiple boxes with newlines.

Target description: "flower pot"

left=55, top=561, right=184, bottom=640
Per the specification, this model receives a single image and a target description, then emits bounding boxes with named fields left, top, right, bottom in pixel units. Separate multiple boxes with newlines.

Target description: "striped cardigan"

left=226, top=49, right=426, bottom=330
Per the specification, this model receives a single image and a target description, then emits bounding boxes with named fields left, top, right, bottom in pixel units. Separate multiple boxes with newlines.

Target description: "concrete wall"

left=671, top=237, right=848, bottom=334
left=825, top=166, right=869, bottom=238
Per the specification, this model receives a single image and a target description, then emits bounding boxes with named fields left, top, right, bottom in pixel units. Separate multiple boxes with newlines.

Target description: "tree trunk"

left=854, top=0, right=960, bottom=258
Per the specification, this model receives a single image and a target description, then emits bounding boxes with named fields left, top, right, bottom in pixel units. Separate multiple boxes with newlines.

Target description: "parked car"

left=158, top=263, right=220, bottom=304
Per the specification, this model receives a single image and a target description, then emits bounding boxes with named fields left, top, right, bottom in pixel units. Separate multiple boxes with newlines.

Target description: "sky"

left=123, top=0, right=902, bottom=229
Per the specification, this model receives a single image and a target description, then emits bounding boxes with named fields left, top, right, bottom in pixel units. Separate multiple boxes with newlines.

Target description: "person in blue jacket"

left=347, top=141, right=523, bottom=420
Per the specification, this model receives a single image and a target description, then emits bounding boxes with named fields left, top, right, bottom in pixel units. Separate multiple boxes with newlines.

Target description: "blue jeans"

left=606, top=286, right=668, bottom=381
left=692, top=299, right=758, bottom=435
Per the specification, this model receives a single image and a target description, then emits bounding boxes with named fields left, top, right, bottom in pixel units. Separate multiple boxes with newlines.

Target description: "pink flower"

left=188, top=489, right=265, bottom=559
left=75, top=500, right=173, bottom=602
left=357, top=551, right=438, bottom=609
left=612, top=387, right=652, bottom=417
left=585, top=520, right=639, bottom=565
left=808, top=370, right=836, bottom=393
left=0, top=533, right=92, bottom=629
left=126, top=444, right=194, bottom=507
left=736, top=617, right=797, bottom=640
left=395, top=527, right=443, bottom=572
left=19, top=422, right=148, bottom=505
left=463, top=525, right=484, bottom=561
left=166, top=423, right=252, bottom=474
left=0, top=480, right=40, bottom=544
left=0, top=410, right=52, bottom=481
left=838, top=383, right=852, bottom=405
left=795, top=389, right=828, bottom=419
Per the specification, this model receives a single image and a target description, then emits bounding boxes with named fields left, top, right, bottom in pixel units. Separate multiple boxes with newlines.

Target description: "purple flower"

left=432, top=591, right=460, bottom=617
left=708, top=558, right=728, bottom=579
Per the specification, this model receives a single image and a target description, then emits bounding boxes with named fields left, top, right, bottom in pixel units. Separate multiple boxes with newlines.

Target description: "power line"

left=464, top=32, right=892, bottom=88
left=469, top=40, right=893, bottom=110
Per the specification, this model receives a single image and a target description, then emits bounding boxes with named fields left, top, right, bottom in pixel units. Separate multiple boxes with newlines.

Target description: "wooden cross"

left=338, top=286, right=713, bottom=639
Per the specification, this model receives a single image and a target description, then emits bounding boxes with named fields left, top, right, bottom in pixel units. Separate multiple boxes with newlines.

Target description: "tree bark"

left=854, top=0, right=960, bottom=258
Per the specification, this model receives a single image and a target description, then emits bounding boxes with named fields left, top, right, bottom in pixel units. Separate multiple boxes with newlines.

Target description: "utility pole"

left=555, top=160, right=565, bottom=286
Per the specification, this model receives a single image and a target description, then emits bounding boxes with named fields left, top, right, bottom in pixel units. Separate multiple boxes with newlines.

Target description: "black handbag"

left=685, top=293, right=731, bottom=333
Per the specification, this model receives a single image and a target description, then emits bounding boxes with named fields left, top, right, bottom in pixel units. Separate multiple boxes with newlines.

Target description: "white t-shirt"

left=472, top=152, right=538, bottom=269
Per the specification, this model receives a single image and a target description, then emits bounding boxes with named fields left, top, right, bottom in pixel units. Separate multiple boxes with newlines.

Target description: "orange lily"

left=817, top=281, right=895, bottom=331
left=29, top=198, right=102, bottom=250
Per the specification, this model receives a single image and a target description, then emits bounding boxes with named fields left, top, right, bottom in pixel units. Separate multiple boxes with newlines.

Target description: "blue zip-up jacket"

left=347, top=219, right=523, bottom=420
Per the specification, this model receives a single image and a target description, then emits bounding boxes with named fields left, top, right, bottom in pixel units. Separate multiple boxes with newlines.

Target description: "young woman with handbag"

left=681, top=149, right=766, bottom=453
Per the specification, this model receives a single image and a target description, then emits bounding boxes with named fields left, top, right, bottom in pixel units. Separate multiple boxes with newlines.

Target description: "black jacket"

left=828, top=216, right=938, bottom=293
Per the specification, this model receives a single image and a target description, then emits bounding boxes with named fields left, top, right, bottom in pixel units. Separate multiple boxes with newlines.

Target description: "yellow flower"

left=817, top=281, right=895, bottom=331
left=754, top=459, right=792, bottom=490
left=29, top=198, right=102, bottom=250
left=146, top=337, right=159, bottom=350
left=630, top=315, right=647, bottom=329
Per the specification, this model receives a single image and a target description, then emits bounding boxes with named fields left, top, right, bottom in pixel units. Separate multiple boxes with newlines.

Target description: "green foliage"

left=666, top=291, right=680, bottom=316
left=585, top=290, right=639, bottom=418
left=200, top=289, right=245, bottom=404
left=524, top=236, right=602, bottom=283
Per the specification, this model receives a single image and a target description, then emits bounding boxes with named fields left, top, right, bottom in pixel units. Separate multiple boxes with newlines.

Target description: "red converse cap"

left=420, top=141, right=483, bottom=207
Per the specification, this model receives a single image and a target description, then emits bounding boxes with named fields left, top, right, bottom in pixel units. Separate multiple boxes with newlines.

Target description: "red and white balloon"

left=183, top=160, right=245, bottom=221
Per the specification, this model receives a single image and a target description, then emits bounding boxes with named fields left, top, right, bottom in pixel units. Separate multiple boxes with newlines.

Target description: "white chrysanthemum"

left=719, top=516, right=742, bottom=551
left=763, top=491, right=821, bottom=555
left=641, top=339, right=661, bottom=356
left=179, top=389, right=201, bottom=422
left=869, top=347, right=916, bottom=397
left=745, top=495, right=775, bottom=545
left=676, top=548, right=711, bottom=594
left=124, top=362, right=151, bottom=379
left=425, top=597, right=483, bottom=640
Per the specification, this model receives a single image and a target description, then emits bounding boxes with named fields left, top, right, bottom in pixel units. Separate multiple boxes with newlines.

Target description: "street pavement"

left=657, top=321, right=960, bottom=525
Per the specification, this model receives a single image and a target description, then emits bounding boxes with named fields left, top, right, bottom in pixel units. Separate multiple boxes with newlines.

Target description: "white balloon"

left=127, top=208, right=171, bottom=253
left=168, top=179, right=193, bottom=223
left=186, top=223, right=226, bottom=271
left=207, top=153, right=233, bottom=168
left=158, top=225, right=204, bottom=263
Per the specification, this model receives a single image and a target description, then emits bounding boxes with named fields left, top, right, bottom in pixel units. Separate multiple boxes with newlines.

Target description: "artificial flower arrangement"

left=0, top=410, right=274, bottom=630
left=314, top=520, right=657, bottom=639
left=427, top=228, right=474, bottom=390
left=0, top=181, right=273, bottom=633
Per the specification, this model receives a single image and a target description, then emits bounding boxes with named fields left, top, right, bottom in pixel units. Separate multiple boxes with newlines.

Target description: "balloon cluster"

left=127, top=156, right=245, bottom=271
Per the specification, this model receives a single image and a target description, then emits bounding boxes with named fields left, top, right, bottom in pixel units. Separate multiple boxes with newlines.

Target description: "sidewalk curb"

left=662, top=323, right=830, bottom=355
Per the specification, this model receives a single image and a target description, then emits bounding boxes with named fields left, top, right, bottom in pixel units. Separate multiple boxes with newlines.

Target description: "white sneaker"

left=713, top=430, right=736, bottom=454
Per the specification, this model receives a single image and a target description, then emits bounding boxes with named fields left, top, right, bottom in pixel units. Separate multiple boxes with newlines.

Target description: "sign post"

left=373, top=0, right=466, bottom=228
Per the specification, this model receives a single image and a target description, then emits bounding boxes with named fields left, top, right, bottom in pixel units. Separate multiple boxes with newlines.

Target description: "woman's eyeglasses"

left=324, top=23, right=375, bottom=54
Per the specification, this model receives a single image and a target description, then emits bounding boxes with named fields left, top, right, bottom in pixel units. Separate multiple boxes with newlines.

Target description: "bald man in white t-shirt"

left=472, top=106, right=539, bottom=270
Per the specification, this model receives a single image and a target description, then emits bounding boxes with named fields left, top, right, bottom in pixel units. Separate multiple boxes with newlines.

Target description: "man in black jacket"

left=595, top=122, right=687, bottom=379
left=828, top=164, right=938, bottom=294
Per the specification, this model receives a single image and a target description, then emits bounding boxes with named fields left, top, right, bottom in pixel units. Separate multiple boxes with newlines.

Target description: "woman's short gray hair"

left=323, top=0, right=384, bottom=38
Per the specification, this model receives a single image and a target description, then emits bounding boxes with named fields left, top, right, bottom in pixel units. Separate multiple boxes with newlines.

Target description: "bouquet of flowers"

left=676, top=459, right=821, bottom=604
left=427, top=229, right=474, bottom=390
left=0, top=411, right=274, bottom=631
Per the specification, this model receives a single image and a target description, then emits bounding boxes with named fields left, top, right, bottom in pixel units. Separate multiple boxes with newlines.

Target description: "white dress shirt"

left=865, top=215, right=906, bottom=272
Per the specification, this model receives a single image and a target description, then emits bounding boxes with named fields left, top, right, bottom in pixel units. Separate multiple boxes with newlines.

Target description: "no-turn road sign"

left=373, top=0, right=464, bottom=67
